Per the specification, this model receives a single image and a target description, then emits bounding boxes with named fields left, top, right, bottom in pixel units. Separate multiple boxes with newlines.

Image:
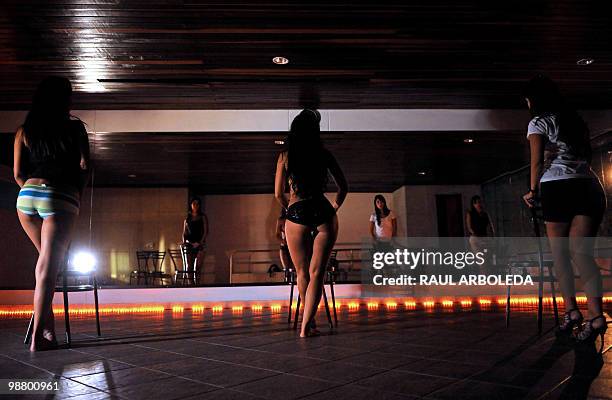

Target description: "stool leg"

left=293, top=295, right=301, bottom=330
left=288, top=280, right=295, bottom=324
left=505, top=285, right=511, bottom=328
left=329, top=277, right=338, bottom=327
left=24, top=313, right=34, bottom=344
left=94, top=279, right=101, bottom=337
left=63, top=291, right=71, bottom=346
left=322, top=287, right=333, bottom=329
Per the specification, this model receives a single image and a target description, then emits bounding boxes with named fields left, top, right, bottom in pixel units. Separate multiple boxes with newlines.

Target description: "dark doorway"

left=436, top=194, right=465, bottom=237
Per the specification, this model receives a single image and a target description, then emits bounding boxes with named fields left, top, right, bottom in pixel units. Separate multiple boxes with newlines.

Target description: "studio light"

left=70, top=251, right=97, bottom=274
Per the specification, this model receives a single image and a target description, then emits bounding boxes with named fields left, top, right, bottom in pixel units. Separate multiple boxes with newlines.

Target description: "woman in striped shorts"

left=13, top=77, right=90, bottom=351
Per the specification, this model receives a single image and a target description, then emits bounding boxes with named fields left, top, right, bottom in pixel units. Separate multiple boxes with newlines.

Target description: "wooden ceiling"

left=1, top=1, right=611, bottom=109
left=70, top=130, right=530, bottom=192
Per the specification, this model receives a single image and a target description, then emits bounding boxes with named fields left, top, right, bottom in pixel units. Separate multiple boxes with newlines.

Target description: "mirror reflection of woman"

left=369, top=195, right=396, bottom=255
left=274, top=109, right=348, bottom=337
left=182, top=197, right=208, bottom=284
left=13, top=77, right=90, bottom=351
left=466, top=195, right=495, bottom=253
left=275, top=209, right=294, bottom=273
left=522, top=76, right=607, bottom=350
left=369, top=194, right=397, bottom=242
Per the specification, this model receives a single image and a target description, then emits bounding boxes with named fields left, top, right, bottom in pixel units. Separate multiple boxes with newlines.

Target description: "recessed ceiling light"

left=576, top=58, right=594, bottom=66
left=274, top=140, right=285, bottom=145
left=128, top=174, right=137, bottom=178
left=272, top=56, right=289, bottom=65
left=464, top=138, right=474, bottom=144
left=97, top=146, right=111, bottom=150
left=417, top=171, right=426, bottom=176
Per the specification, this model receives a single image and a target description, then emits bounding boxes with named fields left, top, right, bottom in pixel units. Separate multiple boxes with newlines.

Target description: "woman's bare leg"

left=301, top=216, right=338, bottom=337
left=285, top=221, right=313, bottom=320
left=546, top=222, right=576, bottom=313
left=17, top=212, right=57, bottom=340
left=31, top=213, right=77, bottom=351
left=569, top=215, right=604, bottom=328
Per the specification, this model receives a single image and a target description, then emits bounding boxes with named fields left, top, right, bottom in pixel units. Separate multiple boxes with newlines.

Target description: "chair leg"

left=288, top=280, right=295, bottom=324
left=63, top=291, right=71, bottom=346
left=293, top=295, right=301, bottom=330
left=329, top=278, right=338, bottom=327
left=505, top=284, right=511, bottom=328
left=322, top=286, right=333, bottom=330
left=24, top=313, right=34, bottom=345
left=94, top=281, right=101, bottom=337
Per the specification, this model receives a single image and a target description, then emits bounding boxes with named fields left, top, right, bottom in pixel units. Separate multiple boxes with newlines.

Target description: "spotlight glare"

left=70, top=251, right=96, bottom=273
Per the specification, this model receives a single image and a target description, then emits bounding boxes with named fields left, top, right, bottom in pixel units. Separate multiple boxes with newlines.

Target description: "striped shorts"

left=16, top=184, right=80, bottom=218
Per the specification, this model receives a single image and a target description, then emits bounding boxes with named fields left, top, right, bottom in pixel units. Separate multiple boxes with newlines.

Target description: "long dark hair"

left=469, top=195, right=482, bottom=214
left=523, top=75, right=591, bottom=161
left=286, top=109, right=328, bottom=197
left=374, top=194, right=390, bottom=225
left=22, top=77, right=75, bottom=159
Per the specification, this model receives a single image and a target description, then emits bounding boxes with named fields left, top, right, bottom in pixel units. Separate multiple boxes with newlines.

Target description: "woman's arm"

left=274, top=152, right=289, bottom=209
left=523, top=134, right=544, bottom=207
left=327, top=151, right=348, bottom=209
left=13, top=128, right=27, bottom=187
left=369, top=221, right=376, bottom=239
left=182, top=220, right=189, bottom=242
left=488, top=216, right=496, bottom=237
left=275, top=219, right=284, bottom=241
left=465, top=212, right=474, bottom=236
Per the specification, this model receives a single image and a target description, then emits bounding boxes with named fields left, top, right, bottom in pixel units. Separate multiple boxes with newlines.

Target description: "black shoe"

left=555, top=308, right=583, bottom=337
left=575, top=315, right=607, bottom=353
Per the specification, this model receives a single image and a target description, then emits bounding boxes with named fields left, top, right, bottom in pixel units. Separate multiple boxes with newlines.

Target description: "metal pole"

left=531, top=208, right=544, bottom=335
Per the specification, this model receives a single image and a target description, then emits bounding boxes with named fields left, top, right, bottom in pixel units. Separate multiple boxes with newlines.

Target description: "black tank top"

left=25, top=120, right=85, bottom=189
left=469, top=210, right=490, bottom=236
left=184, top=216, right=204, bottom=243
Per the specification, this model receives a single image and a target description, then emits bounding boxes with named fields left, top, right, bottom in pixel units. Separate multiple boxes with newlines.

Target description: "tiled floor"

left=0, top=304, right=610, bottom=399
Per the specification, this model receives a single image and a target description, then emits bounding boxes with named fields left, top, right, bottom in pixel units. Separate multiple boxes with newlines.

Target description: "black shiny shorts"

left=286, top=197, right=336, bottom=228
left=540, top=178, right=607, bottom=223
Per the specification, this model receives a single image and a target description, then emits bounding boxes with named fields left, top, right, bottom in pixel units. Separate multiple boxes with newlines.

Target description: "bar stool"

left=25, top=254, right=101, bottom=347
left=505, top=207, right=559, bottom=334
left=288, top=251, right=338, bottom=330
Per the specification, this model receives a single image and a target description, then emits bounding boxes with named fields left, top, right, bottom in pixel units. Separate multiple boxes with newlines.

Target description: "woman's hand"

left=522, top=191, right=536, bottom=208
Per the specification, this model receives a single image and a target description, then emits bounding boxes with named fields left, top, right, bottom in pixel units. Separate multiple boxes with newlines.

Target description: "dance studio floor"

left=0, top=305, right=610, bottom=400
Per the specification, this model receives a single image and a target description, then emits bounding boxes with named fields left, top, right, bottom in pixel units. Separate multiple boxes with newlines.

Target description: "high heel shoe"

left=555, top=308, right=583, bottom=337
left=575, top=315, right=608, bottom=353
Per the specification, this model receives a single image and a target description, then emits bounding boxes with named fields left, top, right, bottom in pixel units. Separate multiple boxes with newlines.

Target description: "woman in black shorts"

left=274, top=109, right=348, bottom=337
left=522, top=76, right=607, bottom=349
